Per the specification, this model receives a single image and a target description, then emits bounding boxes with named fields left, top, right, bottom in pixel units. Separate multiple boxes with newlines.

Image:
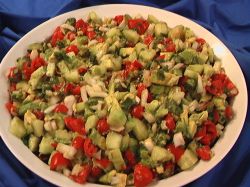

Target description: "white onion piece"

left=80, top=86, right=88, bottom=103
left=44, top=104, right=58, bottom=114
left=56, top=143, right=77, bottom=160
left=173, top=132, right=185, bottom=147
left=64, top=95, right=76, bottom=116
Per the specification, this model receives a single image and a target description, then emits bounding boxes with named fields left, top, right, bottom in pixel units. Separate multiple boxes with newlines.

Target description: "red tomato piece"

left=144, top=34, right=154, bottom=45
left=95, top=158, right=112, bottom=169
left=70, top=165, right=91, bottom=184
left=134, top=163, right=153, bottom=187
left=78, top=67, right=88, bottom=74
left=50, top=152, right=70, bottom=170
left=66, top=31, right=76, bottom=41
left=72, top=85, right=81, bottom=95
left=124, top=150, right=136, bottom=167
left=165, top=113, right=176, bottom=131
left=31, top=56, right=46, bottom=71
left=123, top=60, right=143, bottom=78
left=51, top=142, right=58, bottom=148
left=33, top=110, right=45, bottom=120
left=167, top=144, right=185, bottom=162
left=128, top=19, right=149, bottom=35
left=96, top=36, right=105, bottom=43
left=196, top=38, right=206, bottom=45
left=114, top=15, right=124, bottom=25
left=86, top=31, right=96, bottom=40
left=91, top=166, right=102, bottom=178
left=196, top=146, right=211, bottom=160
left=64, top=83, right=75, bottom=94
left=131, top=105, right=145, bottom=119
left=165, top=43, right=176, bottom=52
left=22, top=62, right=33, bottom=80
left=225, top=105, right=233, bottom=120
left=8, top=67, right=17, bottom=79
left=136, top=83, right=147, bottom=97
left=54, top=104, right=68, bottom=113
left=83, top=138, right=98, bottom=157
left=96, top=118, right=110, bottom=135
left=66, top=45, right=79, bottom=55
left=213, top=109, right=220, bottom=123
left=5, top=102, right=16, bottom=114
left=75, top=19, right=88, bottom=34
left=51, top=26, right=65, bottom=47
left=178, top=76, right=188, bottom=92
left=64, top=117, right=85, bottom=135
left=72, top=136, right=85, bottom=150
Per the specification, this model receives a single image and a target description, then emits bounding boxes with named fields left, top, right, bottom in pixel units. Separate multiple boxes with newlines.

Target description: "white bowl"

left=0, top=4, right=247, bottom=187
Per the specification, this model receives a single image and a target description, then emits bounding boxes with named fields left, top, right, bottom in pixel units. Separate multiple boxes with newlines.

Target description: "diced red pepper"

left=96, top=36, right=105, bottom=43
left=165, top=113, right=176, bottom=131
left=50, top=152, right=70, bottom=170
left=91, top=166, right=102, bottom=178
left=66, top=31, right=76, bottom=41
left=5, top=102, right=16, bottom=114
left=66, top=45, right=79, bottom=55
left=51, top=26, right=65, bottom=47
left=196, top=120, right=217, bottom=145
left=196, top=38, right=206, bottom=45
left=167, top=144, right=185, bottom=162
left=64, top=83, right=75, bottom=94
left=22, top=62, right=33, bottom=80
left=213, top=109, right=220, bottom=124
left=64, top=117, right=85, bottom=135
left=131, top=105, right=145, bottom=119
left=144, top=34, right=154, bottom=46
left=95, top=158, right=112, bottom=169
left=75, top=19, right=88, bottom=34
left=114, top=15, right=124, bottom=25
left=134, top=163, right=153, bottom=187
left=128, top=19, right=149, bottom=35
left=96, top=118, right=110, bottom=135
left=83, top=138, right=97, bottom=158
left=225, top=106, right=233, bottom=120
left=124, top=150, right=136, bottom=168
left=136, top=83, right=147, bottom=98
left=72, top=85, right=81, bottom=95
left=8, top=67, right=17, bottom=79
left=33, top=110, right=45, bottom=120
left=31, top=56, right=46, bottom=71
left=196, top=146, right=211, bottom=160
left=165, top=43, right=176, bottom=52
left=70, top=165, right=91, bottom=184
left=78, top=67, right=88, bottom=74
left=51, top=142, right=58, bottom=148
left=54, top=104, right=68, bottom=113
left=86, top=31, right=96, bottom=40
left=72, top=136, right=85, bottom=150
left=123, top=60, right=143, bottom=78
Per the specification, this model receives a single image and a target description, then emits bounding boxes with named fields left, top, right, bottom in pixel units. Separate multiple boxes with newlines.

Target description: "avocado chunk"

left=39, top=136, right=55, bottom=154
left=107, top=99, right=127, bottom=132
left=108, top=149, right=126, bottom=171
left=99, top=170, right=117, bottom=184
left=154, top=22, right=168, bottom=37
left=177, top=149, right=198, bottom=170
left=179, top=49, right=198, bottom=64
left=123, top=29, right=139, bottom=44
left=131, top=118, right=149, bottom=141
left=151, top=146, right=173, bottom=162
left=139, top=49, right=156, bottom=62
left=106, top=131, right=123, bottom=150
left=151, top=70, right=180, bottom=86
left=168, top=25, right=185, bottom=40
left=9, top=116, right=26, bottom=138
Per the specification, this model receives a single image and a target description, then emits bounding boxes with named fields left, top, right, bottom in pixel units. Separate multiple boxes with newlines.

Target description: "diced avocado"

left=132, top=118, right=149, bottom=141
left=28, top=42, right=43, bottom=51
left=184, top=69, right=197, bottom=79
left=75, top=102, right=86, bottom=113
left=139, top=49, right=156, bottom=62
left=168, top=25, right=185, bottom=40
left=45, top=113, right=65, bottom=130
left=145, top=100, right=160, bottom=114
left=213, top=97, right=226, bottom=111
left=108, top=149, right=125, bottom=171
left=24, top=110, right=36, bottom=134
left=89, top=11, right=102, bottom=24
left=85, top=115, right=99, bottom=133
left=186, top=64, right=204, bottom=74
left=150, top=85, right=166, bottom=95
left=99, top=170, right=117, bottom=184
left=204, top=64, right=215, bottom=77
left=122, top=29, right=139, bottom=44
left=89, top=128, right=106, bottom=150
left=9, top=117, right=26, bottom=138
left=155, top=105, right=168, bottom=119
left=188, top=120, right=197, bottom=138
left=46, top=63, right=56, bottom=77
left=57, top=60, right=69, bottom=74
left=28, top=66, right=46, bottom=90
left=100, top=55, right=122, bottom=71
left=119, top=48, right=134, bottom=57
left=179, top=49, right=198, bottom=64
left=54, top=129, right=72, bottom=144
left=189, top=111, right=208, bottom=126
left=185, top=28, right=195, bottom=39
left=197, top=53, right=208, bottom=64
left=106, top=27, right=121, bottom=38
left=125, top=117, right=136, bottom=133
left=147, top=14, right=159, bottom=23
left=107, top=100, right=127, bottom=132
left=151, top=70, right=180, bottom=86
left=19, top=101, right=47, bottom=116
left=39, top=136, right=55, bottom=154
left=135, top=42, right=147, bottom=54
left=106, top=131, right=123, bottom=150
left=120, top=133, right=130, bottom=151
left=151, top=146, right=173, bottom=162
left=128, top=138, right=138, bottom=152
left=28, top=135, right=40, bottom=152
left=177, top=149, right=198, bottom=170
left=16, top=81, right=29, bottom=92
left=32, top=119, right=44, bottom=137
left=64, top=69, right=80, bottom=83
left=160, top=52, right=174, bottom=61
left=188, top=140, right=198, bottom=153
left=154, top=22, right=168, bottom=37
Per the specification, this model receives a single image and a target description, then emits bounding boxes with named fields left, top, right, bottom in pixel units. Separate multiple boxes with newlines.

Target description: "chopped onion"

left=64, top=95, right=76, bottom=115
left=71, top=164, right=83, bottom=176
left=173, top=132, right=185, bottom=147
left=143, top=138, right=154, bottom=153
left=86, top=85, right=108, bottom=98
left=56, top=143, right=77, bottom=160
left=44, top=104, right=58, bottom=114
left=143, top=112, right=156, bottom=123
left=30, top=49, right=38, bottom=61
left=141, top=89, right=148, bottom=107
left=80, top=86, right=88, bottom=103
left=60, top=23, right=75, bottom=31
left=197, top=74, right=203, bottom=94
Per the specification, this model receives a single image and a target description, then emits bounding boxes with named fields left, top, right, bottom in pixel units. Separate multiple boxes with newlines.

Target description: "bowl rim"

left=0, top=4, right=248, bottom=187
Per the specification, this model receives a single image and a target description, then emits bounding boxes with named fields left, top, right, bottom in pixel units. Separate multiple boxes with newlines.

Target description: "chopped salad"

left=6, top=12, right=238, bottom=187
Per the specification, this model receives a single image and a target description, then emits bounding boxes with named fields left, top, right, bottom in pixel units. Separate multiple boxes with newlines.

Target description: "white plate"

left=0, top=4, right=248, bottom=187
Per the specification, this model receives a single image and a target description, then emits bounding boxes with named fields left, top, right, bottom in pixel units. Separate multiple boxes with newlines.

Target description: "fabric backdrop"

left=0, top=0, right=250, bottom=187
